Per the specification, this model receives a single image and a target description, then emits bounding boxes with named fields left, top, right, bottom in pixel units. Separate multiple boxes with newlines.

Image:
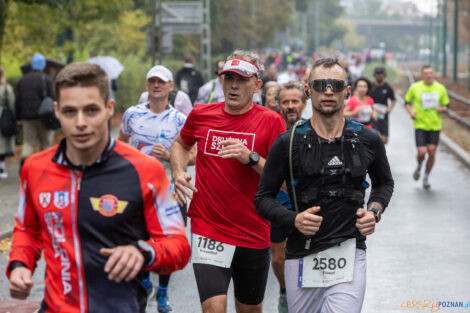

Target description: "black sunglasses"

left=308, top=79, right=347, bottom=93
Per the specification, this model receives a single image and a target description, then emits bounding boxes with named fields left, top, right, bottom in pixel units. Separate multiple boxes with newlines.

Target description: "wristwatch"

left=134, top=240, right=155, bottom=267
left=367, top=208, right=381, bottom=223
left=246, top=151, right=260, bottom=166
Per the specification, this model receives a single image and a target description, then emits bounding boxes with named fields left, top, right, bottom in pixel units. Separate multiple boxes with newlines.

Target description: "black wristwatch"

left=246, top=151, right=260, bottom=166
left=134, top=240, right=155, bottom=267
left=367, top=208, right=381, bottom=223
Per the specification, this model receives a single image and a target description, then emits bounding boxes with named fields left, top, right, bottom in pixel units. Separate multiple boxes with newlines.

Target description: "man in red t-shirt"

left=171, top=50, right=286, bottom=313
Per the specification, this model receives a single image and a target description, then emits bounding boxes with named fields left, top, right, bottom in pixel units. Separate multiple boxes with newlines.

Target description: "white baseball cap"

left=146, top=65, right=173, bottom=82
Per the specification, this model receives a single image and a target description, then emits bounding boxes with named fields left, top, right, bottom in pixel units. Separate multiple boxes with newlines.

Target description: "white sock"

left=0, top=161, right=5, bottom=170
left=423, top=173, right=429, bottom=180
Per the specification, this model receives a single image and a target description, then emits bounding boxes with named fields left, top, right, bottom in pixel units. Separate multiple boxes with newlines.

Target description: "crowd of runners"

left=3, top=48, right=450, bottom=313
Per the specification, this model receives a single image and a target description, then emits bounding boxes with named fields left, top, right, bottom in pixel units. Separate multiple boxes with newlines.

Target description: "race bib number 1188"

left=191, top=233, right=236, bottom=268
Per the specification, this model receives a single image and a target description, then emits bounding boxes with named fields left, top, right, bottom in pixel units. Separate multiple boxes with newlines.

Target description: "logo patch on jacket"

left=53, top=191, right=70, bottom=209
left=90, top=194, right=128, bottom=217
left=39, top=192, right=52, bottom=208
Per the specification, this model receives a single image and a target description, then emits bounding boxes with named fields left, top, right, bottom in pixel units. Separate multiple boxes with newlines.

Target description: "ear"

left=345, top=85, right=352, bottom=99
left=169, top=81, right=175, bottom=91
left=255, top=78, right=263, bottom=92
left=107, top=98, right=115, bottom=119
left=304, top=84, right=310, bottom=98
left=54, top=101, right=60, bottom=119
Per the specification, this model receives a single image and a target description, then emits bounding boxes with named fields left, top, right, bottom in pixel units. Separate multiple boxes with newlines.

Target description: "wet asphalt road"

left=0, top=97, right=469, bottom=312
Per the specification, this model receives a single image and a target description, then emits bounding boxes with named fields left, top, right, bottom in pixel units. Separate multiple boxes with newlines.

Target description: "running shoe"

left=156, top=289, right=173, bottom=313
left=423, top=178, right=431, bottom=190
left=278, top=291, right=288, bottom=313
left=413, top=167, right=420, bottom=181
left=0, top=169, right=7, bottom=179
left=142, top=276, right=155, bottom=306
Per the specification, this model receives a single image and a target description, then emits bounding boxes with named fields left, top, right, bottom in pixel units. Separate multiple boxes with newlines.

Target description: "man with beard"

left=255, top=58, right=394, bottom=313
left=270, top=81, right=306, bottom=313
left=370, top=67, right=396, bottom=144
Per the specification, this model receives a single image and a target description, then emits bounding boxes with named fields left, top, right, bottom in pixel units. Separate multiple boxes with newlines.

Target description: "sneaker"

left=156, top=290, right=173, bottom=313
left=413, top=167, right=420, bottom=181
left=423, top=178, right=431, bottom=190
left=0, top=172, right=7, bottom=179
left=142, top=276, right=155, bottom=306
left=278, top=291, right=288, bottom=313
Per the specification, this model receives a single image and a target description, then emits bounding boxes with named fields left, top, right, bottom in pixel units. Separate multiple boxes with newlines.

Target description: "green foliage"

left=114, top=55, right=149, bottom=112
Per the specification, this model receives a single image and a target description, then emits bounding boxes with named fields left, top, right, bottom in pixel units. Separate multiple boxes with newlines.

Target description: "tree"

left=210, top=0, right=294, bottom=55
left=1, top=0, right=133, bottom=69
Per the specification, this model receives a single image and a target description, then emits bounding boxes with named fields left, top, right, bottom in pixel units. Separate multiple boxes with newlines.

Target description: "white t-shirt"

left=121, top=103, right=186, bottom=176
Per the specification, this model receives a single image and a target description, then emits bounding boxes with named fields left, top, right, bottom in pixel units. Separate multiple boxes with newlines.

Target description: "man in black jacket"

left=255, top=58, right=394, bottom=313
left=16, top=53, right=55, bottom=165
left=175, top=54, right=204, bottom=105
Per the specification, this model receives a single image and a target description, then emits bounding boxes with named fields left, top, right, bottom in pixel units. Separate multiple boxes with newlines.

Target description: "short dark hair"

left=184, top=54, right=195, bottom=64
left=353, top=76, right=372, bottom=95
left=54, top=62, right=110, bottom=104
left=421, top=64, right=433, bottom=72
left=308, top=57, right=348, bottom=81
left=276, top=81, right=306, bottom=104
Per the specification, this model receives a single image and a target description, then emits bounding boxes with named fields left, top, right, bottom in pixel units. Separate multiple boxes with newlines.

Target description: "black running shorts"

left=415, top=129, right=440, bottom=147
left=270, top=222, right=289, bottom=243
left=372, top=118, right=389, bottom=137
left=192, top=246, right=270, bottom=305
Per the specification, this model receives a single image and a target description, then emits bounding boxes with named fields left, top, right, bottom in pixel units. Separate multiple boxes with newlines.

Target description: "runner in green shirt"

left=405, top=65, right=449, bottom=190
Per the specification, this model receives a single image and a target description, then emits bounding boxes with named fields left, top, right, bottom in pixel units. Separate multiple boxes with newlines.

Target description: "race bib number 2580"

left=298, top=238, right=356, bottom=288
left=191, top=233, right=236, bottom=268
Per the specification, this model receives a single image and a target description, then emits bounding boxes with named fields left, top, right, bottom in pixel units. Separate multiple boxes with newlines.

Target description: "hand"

left=151, top=144, right=170, bottom=161
left=409, top=111, right=416, bottom=120
left=9, top=267, right=34, bottom=300
left=436, top=106, right=446, bottom=114
left=295, top=206, right=323, bottom=235
left=386, top=106, right=392, bottom=114
left=355, top=208, right=376, bottom=236
left=372, top=110, right=378, bottom=121
left=173, top=171, right=197, bottom=206
left=217, top=140, right=250, bottom=165
left=100, top=245, right=144, bottom=283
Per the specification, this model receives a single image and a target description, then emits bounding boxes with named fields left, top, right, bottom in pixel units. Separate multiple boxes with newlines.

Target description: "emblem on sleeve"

left=53, top=191, right=70, bottom=209
left=39, top=192, right=52, bottom=208
left=90, top=194, right=128, bottom=217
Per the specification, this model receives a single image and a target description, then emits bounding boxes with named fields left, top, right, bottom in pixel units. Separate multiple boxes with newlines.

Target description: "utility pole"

left=453, top=0, right=458, bottom=83
left=435, top=3, right=441, bottom=71
left=150, top=0, right=156, bottom=66
left=200, top=0, right=211, bottom=81
left=429, top=15, right=434, bottom=64
left=443, top=0, right=447, bottom=77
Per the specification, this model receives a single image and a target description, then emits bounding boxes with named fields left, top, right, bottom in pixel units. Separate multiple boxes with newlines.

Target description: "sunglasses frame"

left=308, top=79, right=347, bottom=93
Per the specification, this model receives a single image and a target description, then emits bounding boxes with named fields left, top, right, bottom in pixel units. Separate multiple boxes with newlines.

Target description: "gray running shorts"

left=285, top=249, right=366, bottom=313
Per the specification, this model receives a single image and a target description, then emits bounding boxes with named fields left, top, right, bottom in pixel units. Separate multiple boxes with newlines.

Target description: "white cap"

left=146, top=65, right=173, bottom=82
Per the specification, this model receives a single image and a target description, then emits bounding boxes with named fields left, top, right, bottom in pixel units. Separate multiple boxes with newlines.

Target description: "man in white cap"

left=137, top=65, right=193, bottom=116
left=170, top=50, right=286, bottom=313
left=119, top=64, right=195, bottom=313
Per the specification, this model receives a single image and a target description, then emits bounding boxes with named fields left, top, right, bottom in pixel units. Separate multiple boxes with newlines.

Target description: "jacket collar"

left=52, top=137, right=116, bottom=170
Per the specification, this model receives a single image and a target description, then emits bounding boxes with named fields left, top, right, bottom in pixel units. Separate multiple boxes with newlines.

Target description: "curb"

left=440, top=133, right=470, bottom=169
left=0, top=228, right=13, bottom=240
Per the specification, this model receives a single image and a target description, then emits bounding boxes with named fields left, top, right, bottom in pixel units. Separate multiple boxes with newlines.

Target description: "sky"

left=409, top=0, right=438, bottom=15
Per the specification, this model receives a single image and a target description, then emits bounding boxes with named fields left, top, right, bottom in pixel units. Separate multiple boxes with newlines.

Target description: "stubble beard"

left=313, top=102, right=342, bottom=116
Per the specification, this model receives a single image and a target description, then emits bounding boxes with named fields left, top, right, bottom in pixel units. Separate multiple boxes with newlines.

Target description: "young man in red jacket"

left=7, top=62, right=190, bottom=313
